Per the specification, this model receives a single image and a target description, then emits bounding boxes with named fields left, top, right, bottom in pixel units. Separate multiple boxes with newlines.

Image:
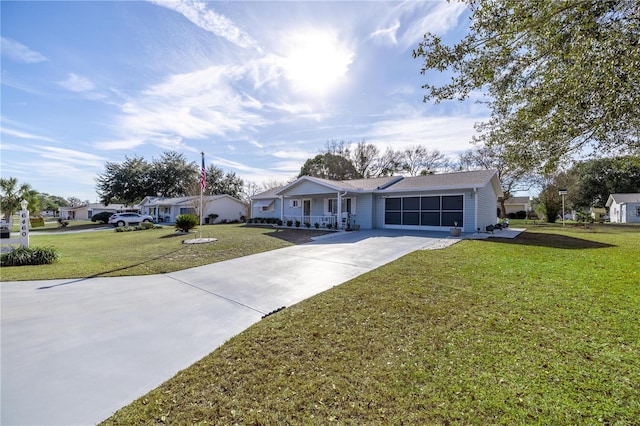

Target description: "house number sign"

left=20, top=211, right=28, bottom=237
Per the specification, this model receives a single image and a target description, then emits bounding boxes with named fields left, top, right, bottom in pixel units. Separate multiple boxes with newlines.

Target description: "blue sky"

left=1, top=0, right=489, bottom=201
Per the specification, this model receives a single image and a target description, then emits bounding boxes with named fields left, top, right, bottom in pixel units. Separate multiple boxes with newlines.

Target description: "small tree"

left=175, top=214, right=198, bottom=232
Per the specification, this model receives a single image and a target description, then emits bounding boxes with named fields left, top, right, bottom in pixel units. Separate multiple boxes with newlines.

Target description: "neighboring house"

left=139, top=195, right=246, bottom=223
left=250, top=170, right=503, bottom=233
left=605, top=193, right=640, bottom=223
left=589, top=207, right=607, bottom=222
left=59, top=203, right=133, bottom=220
left=499, top=196, right=532, bottom=216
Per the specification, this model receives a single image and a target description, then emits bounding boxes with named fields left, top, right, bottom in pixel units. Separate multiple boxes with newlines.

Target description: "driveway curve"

left=1, top=230, right=458, bottom=425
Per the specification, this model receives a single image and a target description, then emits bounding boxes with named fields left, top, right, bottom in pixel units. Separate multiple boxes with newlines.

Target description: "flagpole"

left=200, top=151, right=205, bottom=240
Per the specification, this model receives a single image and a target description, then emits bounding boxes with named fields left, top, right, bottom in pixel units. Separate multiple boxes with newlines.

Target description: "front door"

left=303, top=199, right=311, bottom=221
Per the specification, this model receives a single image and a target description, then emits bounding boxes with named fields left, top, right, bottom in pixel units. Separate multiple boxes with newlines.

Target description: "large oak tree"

left=414, top=0, right=640, bottom=172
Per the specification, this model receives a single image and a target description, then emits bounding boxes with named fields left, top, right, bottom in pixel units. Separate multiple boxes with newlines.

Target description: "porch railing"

left=282, top=215, right=339, bottom=228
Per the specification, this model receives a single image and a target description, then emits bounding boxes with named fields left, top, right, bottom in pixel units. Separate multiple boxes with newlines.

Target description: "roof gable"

left=276, top=175, right=403, bottom=195
left=606, top=193, right=640, bottom=207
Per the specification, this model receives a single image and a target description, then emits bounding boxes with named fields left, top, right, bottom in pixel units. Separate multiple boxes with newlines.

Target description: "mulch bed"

left=246, top=225, right=334, bottom=245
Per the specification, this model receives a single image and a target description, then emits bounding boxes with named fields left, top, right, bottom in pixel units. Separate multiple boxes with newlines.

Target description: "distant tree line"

left=299, top=140, right=451, bottom=180
left=95, top=151, right=243, bottom=205
left=1, top=177, right=87, bottom=224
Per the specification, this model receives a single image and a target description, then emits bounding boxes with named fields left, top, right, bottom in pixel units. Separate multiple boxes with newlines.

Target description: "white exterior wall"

left=612, top=202, right=640, bottom=223
left=252, top=199, right=280, bottom=219
left=627, top=203, right=640, bottom=223
left=610, top=201, right=623, bottom=223
left=204, top=197, right=246, bottom=223
left=355, top=193, right=374, bottom=229
left=476, top=185, right=500, bottom=231
left=285, top=180, right=334, bottom=196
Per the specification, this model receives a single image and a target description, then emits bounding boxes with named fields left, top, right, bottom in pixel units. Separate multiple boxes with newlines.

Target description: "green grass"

left=0, top=224, right=292, bottom=281
left=103, top=225, right=640, bottom=425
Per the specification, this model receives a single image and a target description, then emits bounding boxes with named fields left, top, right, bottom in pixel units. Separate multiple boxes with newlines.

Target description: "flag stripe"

left=200, top=157, right=206, bottom=191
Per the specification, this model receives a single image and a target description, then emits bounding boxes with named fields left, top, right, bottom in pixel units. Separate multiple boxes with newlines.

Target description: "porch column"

left=336, top=192, right=342, bottom=229
left=474, top=188, right=478, bottom=233
left=280, top=196, right=284, bottom=222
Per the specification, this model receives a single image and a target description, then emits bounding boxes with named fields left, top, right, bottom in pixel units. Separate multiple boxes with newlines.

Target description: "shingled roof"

left=381, top=170, right=499, bottom=192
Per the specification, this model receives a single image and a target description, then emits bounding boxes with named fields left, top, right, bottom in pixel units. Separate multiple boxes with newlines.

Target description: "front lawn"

left=103, top=225, right=640, bottom=424
left=0, top=224, right=293, bottom=281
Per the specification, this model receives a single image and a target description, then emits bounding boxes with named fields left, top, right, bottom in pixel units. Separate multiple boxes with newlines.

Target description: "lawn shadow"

left=481, top=232, right=614, bottom=249
left=37, top=246, right=188, bottom=290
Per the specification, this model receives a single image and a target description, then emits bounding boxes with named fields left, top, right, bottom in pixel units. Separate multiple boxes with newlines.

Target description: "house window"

left=384, top=195, right=464, bottom=227
left=328, top=199, right=337, bottom=214
left=290, top=199, right=301, bottom=208
left=327, top=198, right=355, bottom=215
left=179, top=207, right=196, bottom=215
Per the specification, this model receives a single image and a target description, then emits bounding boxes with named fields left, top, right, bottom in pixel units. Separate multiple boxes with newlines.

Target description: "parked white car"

left=108, top=213, right=154, bottom=227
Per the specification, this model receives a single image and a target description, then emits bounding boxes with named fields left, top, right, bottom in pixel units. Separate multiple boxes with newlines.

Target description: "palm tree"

left=0, top=177, right=36, bottom=228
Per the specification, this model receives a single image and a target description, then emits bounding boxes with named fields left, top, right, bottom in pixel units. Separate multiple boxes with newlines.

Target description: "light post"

left=559, top=189, right=567, bottom=227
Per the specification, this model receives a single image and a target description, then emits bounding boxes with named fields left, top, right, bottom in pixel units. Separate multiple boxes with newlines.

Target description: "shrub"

left=326, top=223, right=333, bottom=229
left=305, top=222, right=311, bottom=228
left=314, top=222, right=320, bottom=229
left=276, top=219, right=283, bottom=226
left=114, top=223, right=161, bottom=232
left=516, top=210, right=527, bottom=219
left=175, top=214, right=198, bottom=232
left=295, top=220, right=301, bottom=227
left=286, top=220, right=293, bottom=227
left=1, top=246, right=59, bottom=266
left=91, top=212, right=113, bottom=223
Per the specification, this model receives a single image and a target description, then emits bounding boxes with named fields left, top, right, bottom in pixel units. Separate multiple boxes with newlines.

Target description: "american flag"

left=200, top=155, right=206, bottom=191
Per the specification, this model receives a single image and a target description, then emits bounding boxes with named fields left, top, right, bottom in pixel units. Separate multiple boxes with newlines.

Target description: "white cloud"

left=39, top=146, right=106, bottom=167
left=59, top=73, right=96, bottom=92
left=366, top=114, right=487, bottom=156
left=398, top=1, right=467, bottom=49
left=0, top=127, right=57, bottom=142
left=271, top=150, right=312, bottom=160
left=209, top=156, right=264, bottom=173
left=1, top=37, right=47, bottom=63
left=118, top=64, right=271, bottom=143
left=149, top=0, right=261, bottom=52
left=248, top=139, right=264, bottom=149
left=97, top=138, right=146, bottom=151
left=369, top=20, right=400, bottom=45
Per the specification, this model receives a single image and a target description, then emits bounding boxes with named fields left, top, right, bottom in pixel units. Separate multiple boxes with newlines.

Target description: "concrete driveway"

left=1, top=230, right=458, bottom=425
